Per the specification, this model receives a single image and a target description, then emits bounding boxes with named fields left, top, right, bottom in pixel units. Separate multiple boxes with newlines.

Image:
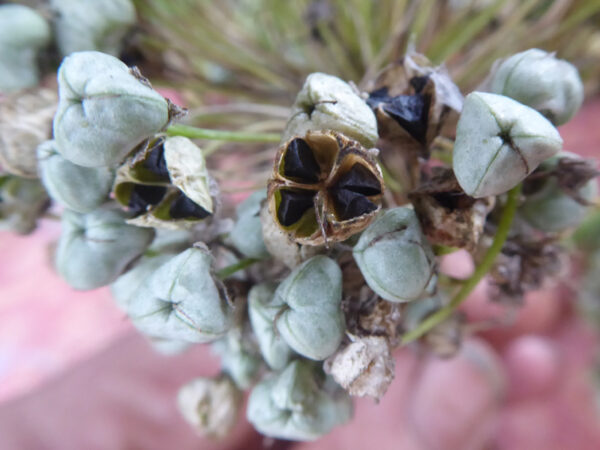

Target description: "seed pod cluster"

left=268, top=131, right=384, bottom=245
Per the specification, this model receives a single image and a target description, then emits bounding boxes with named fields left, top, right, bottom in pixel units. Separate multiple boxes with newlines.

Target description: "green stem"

left=166, top=124, right=281, bottom=143
left=217, top=257, right=260, bottom=279
left=401, top=184, right=522, bottom=345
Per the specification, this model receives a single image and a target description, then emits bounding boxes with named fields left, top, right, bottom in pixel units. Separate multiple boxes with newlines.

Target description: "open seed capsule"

left=114, top=136, right=215, bottom=229
left=268, top=131, right=384, bottom=246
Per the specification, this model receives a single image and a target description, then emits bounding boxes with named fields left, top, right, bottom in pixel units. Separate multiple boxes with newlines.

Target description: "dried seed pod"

left=177, top=375, right=242, bottom=439
left=50, top=0, right=136, bottom=58
left=247, top=360, right=353, bottom=441
left=230, top=189, right=269, bottom=259
left=53, top=51, right=170, bottom=167
left=0, top=87, right=57, bottom=178
left=37, top=140, right=114, bottom=213
left=366, top=52, right=463, bottom=150
left=519, top=152, right=598, bottom=233
left=488, top=49, right=584, bottom=125
left=114, top=136, right=216, bottom=229
left=55, top=207, right=154, bottom=290
left=0, top=174, right=49, bottom=234
left=247, top=282, right=294, bottom=370
left=272, top=256, right=345, bottom=360
left=126, top=245, right=235, bottom=343
left=0, top=4, right=50, bottom=93
left=453, top=92, right=563, bottom=198
left=324, top=335, right=395, bottom=400
left=282, top=72, right=378, bottom=147
left=409, top=167, right=495, bottom=251
left=268, top=131, right=384, bottom=246
left=353, top=207, right=437, bottom=303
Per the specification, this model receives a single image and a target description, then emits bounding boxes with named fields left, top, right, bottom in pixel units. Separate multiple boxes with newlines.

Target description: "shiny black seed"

left=129, top=185, right=167, bottom=215
left=169, top=193, right=211, bottom=219
left=277, top=189, right=315, bottom=227
left=410, top=75, right=429, bottom=93
left=283, top=138, right=320, bottom=182
left=383, top=93, right=429, bottom=144
left=142, top=139, right=170, bottom=181
left=334, top=164, right=381, bottom=196
left=332, top=188, right=377, bottom=221
left=366, top=87, right=391, bottom=109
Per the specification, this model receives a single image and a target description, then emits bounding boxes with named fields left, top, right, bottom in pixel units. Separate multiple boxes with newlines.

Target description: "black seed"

left=283, top=138, right=320, bottom=183
left=277, top=189, right=315, bottom=227
left=143, top=139, right=170, bottom=181
left=383, top=93, right=429, bottom=144
left=129, top=185, right=167, bottom=215
left=169, top=193, right=211, bottom=219
left=410, top=75, right=429, bottom=93
left=334, top=164, right=381, bottom=196
left=366, top=87, right=391, bottom=109
left=332, top=188, right=377, bottom=221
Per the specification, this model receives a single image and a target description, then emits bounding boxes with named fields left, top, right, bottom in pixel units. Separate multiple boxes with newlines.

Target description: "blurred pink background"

left=0, top=99, right=599, bottom=450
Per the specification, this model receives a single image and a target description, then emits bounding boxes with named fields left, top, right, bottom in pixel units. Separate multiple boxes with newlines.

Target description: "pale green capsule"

left=50, top=0, right=136, bottom=57
left=489, top=49, right=583, bottom=126
left=53, top=51, right=169, bottom=167
left=353, top=207, right=436, bottom=303
left=0, top=174, right=48, bottom=234
left=248, top=282, right=294, bottom=370
left=519, top=152, right=598, bottom=233
left=126, top=246, right=235, bottom=343
left=56, top=207, right=154, bottom=290
left=0, top=4, right=50, bottom=93
left=212, top=329, right=262, bottom=389
left=37, top=140, right=114, bottom=213
left=247, top=360, right=353, bottom=441
left=273, top=256, right=345, bottom=360
left=453, top=92, right=562, bottom=198
left=283, top=73, right=378, bottom=148
left=230, top=189, right=268, bottom=259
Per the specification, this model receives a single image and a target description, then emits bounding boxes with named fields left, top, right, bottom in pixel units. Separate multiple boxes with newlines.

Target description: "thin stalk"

left=166, top=124, right=281, bottom=143
left=401, top=184, right=522, bottom=345
left=217, top=257, right=261, bottom=279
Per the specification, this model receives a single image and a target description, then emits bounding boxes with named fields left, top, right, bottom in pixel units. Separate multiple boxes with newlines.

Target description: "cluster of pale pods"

left=1, top=1, right=598, bottom=442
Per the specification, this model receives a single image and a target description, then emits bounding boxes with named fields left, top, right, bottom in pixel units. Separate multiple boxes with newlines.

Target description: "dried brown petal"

left=488, top=238, right=566, bottom=304
left=409, top=168, right=495, bottom=251
left=268, top=131, right=384, bottom=246
left=324, top=335, right=395, bottom=400
left=0, top=86, right=57, bottom=178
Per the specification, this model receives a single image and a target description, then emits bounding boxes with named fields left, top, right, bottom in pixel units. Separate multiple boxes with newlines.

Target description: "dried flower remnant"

left=409, top=167, right=495, bottom=251
left=324, top=335, right=395, bottom=400
left=268, top=131, right=383, bottom=246
left=0, top=87, right=57, bottom=178
left=177, top=375, right=242, bottom=440
left=488, top=238, right=565, bottom=305
left=114, top=136, right=215, bottom=229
